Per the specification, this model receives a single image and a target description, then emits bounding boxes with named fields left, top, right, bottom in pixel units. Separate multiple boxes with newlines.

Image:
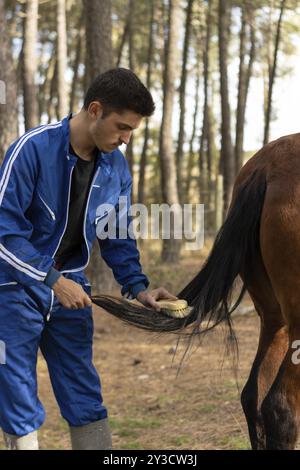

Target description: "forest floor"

left=0, top=244, right=261, bottom=450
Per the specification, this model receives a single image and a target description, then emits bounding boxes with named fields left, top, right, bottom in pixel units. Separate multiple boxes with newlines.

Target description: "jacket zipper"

left=38, top=192, right=56, bottom=221
left=52, top=164, right=75, bottom=258
left=81, top=167, right=100, bottom=270
left=48, top=163, right=74, bottom=319
left=62, top=167, right=100, bottom=273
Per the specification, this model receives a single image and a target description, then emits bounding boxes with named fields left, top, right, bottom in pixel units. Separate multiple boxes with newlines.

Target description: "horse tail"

left=177, top=168, right=267, bottom=342
left=92, top=168, right=267, bottom=338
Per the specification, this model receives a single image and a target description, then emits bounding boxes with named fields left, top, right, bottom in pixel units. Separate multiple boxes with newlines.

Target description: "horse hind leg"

left=240, top=255, right=288, bottom=449
left=257, top=192, right=300, bottom=449
left=260, top=302, right=300, bottom=449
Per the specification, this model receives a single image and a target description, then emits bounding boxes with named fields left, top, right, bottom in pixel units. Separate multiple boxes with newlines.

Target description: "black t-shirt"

left=54, top=145, right=96, bottom=267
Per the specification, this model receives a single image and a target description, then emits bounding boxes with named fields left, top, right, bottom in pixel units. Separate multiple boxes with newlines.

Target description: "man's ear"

left=88, top=101, right=103, bottom=120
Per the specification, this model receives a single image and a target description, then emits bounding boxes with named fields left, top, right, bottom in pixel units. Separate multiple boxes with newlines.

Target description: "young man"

left=0, top=68, right=176, bottom=450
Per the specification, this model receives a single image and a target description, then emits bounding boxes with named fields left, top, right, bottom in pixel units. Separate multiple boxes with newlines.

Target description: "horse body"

left=238, top=133, right=300, bottom=449
left=93, top=132, right=300, bottom=449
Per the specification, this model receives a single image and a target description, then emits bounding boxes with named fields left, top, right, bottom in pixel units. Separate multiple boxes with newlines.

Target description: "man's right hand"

left=52, top=276, right=92, bottom=309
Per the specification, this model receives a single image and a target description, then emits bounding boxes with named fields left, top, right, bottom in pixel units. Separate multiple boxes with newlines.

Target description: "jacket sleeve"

left=0, top=138, right=55, bottom=287
left=98, top=158, right=149, bottom=298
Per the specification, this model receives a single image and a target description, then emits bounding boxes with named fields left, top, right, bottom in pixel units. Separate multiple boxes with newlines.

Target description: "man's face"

left=88, top=102, right=143, bottom=153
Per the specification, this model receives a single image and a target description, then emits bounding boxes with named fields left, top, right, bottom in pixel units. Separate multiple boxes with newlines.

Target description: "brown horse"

left=93, top=133, right=300, bottom=450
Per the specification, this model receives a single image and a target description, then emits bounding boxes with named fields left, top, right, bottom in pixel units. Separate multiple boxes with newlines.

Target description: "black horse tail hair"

left=92, top=169, right=267, bottom=341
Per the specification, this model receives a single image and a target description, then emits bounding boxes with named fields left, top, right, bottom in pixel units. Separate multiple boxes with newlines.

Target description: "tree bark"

left=186, top=59, right=201, bottom=198
left=199, top=0, right=213, bottom=197
left=84, top=0, right=113, bottom=82
left=125, top=0, right=136, bottom=179
left=218, top=0, right=234, bottom=212
left=22, top=0, right=39, bottom=130
left=263, top=0, right=286, bottom=145
left=47, top=58, right=58, bottom=123
left=0, top=0, right=18, bottom=159
left=176, top=0, right=194, bottom=202
left=235, top=4, right=256, bottom=173
left=57, top=0, right=68, bottom=119
left=116, top=11, right=129, bottom=67
left=70, top=21, right=84, bottom=114
left=159, top=0, right=181, bottom=263
left=137, top=0, right=155, bottom=205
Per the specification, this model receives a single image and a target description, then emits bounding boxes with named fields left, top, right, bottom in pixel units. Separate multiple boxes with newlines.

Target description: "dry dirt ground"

left=0, top=249, right=262, bottom=450
left=0, top=305, right=260, bottom=450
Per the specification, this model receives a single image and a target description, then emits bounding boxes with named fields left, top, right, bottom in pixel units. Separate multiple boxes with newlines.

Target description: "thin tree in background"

left=263, top=0, right=286, bottom=145
left=116, top=17, right=129, bottom=67
left=235, top=3, right=256, bottom=173
left=160, top=0, right=181, bottom=262
left=84, top=0, right=113, bottom=82
left=138, top=0, right=155, bottom=205
left=218, top=0, right=234, bottom=212
left=70, top=18, right=84, bottom=114
left=125, top=0, right=135, bottom=178
left=47, top=58, right=58, bottom=123
left=186, top=51, right=201, bottom=198
left=176, top=0, right=194, bottom=202
left=22, top=0, right=39, bottom=130
left=199, top=0, right=213, bottom=200
left=0, top=0, right=18, bottom=159
left=57, top=0, right=68, bottom=118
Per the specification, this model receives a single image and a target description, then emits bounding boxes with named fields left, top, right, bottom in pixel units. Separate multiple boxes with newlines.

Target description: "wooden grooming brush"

left=156, top=299, right=192, bottom=318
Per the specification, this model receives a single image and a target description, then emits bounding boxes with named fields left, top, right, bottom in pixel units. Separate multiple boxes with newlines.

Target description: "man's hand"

left=52, top=276, right=92, bottom=309
left=136, top=287, right=178, bottom=312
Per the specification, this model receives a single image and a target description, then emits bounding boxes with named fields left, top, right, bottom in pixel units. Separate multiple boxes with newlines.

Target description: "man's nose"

left=121, top=131, right=132, bottom=145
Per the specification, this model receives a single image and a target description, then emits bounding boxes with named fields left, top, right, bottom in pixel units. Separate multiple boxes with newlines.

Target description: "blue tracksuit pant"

left=0, top=272, right=107, bottom=436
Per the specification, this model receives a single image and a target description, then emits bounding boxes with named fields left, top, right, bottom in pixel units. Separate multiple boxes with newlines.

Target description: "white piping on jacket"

left=0, top=122, right=62, bottom=280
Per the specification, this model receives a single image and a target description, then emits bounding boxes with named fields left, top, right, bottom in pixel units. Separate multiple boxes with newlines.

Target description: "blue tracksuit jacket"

left=0, top=116, right=149, bottom=296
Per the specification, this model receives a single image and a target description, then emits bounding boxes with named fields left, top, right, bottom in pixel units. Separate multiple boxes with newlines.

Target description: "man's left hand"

left=136, top=287, right=178, bottom=312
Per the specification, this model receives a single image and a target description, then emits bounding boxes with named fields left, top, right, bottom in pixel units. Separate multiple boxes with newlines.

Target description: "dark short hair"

left=83, top=68, right=155, bottom=117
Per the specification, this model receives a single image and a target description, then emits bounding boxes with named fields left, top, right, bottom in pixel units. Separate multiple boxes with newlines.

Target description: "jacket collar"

left=61, top=114, right=113, bottom=176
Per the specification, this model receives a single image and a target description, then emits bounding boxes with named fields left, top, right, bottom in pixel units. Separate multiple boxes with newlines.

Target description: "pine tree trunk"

left=218, top=0, right=234, bottom=212
left=186, top=60, right=201, bottom=198
left=84, top=0, right=113, bottom=82
left=116, top=12, right=129, bottom=67
left=22, top=0, right=39, bottom=130
left=160, top=0, right=181, bottom=263
left=263, top=0, right=285, bottom=145
left=0, top=0, right=18, bottom=159
left=176, top=0, right=194, bottom=202
left=138, top=0, right=155, bottom=205
left=235, top=4, right=256, bottom=173
left=70, top=23, right=84, bottom=114
left=125, top=0, right=135, bottom=182
left=57, top=0, right=68, bottom=119
left=199, top=0, right=212, bottom=198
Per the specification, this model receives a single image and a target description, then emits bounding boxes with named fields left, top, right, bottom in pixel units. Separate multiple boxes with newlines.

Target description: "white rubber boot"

left=69, top=418, right=112, bottom=450
left=3, top=430, right=39, bottom=450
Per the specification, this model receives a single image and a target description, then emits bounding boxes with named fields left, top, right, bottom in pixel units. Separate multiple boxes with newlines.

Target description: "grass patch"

left=218, top=435, right=250, bottom=450
left=199, top=404, right=217, bottom=413
left=110, top=416, right=162, bottom=439
left=170, top=435, right=192, bottom=447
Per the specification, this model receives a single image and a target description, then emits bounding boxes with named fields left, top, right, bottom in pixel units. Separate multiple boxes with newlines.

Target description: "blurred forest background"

left=0, top=0, right=300, bottom=292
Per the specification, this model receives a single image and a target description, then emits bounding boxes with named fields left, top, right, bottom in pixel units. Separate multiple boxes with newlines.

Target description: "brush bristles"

left=156, top=299, right=192, bottom=318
